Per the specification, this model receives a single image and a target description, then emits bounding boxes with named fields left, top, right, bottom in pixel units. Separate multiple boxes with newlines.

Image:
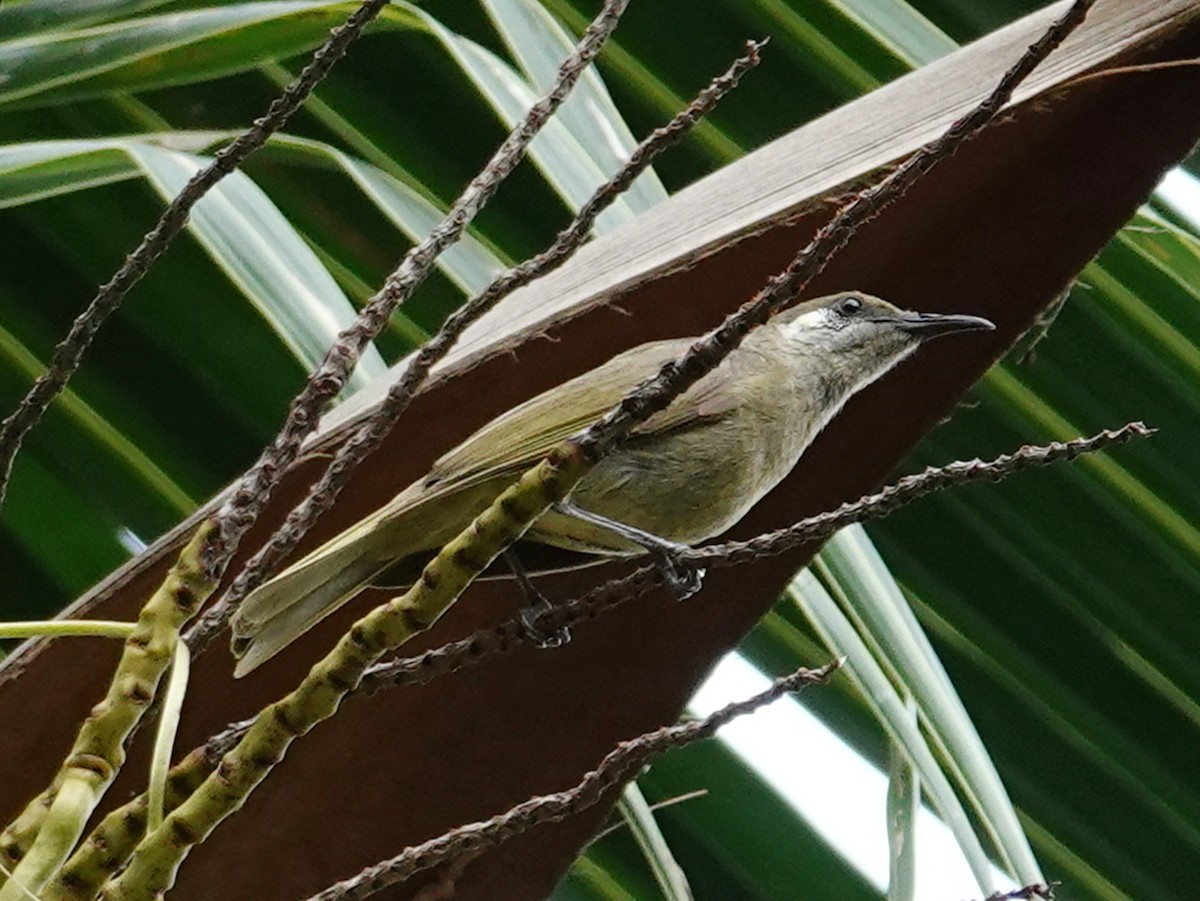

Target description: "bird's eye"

left=836, top=296, right=863, bottom=317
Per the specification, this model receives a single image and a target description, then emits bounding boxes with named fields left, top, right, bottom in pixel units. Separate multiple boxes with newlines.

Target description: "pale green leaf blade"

left=262, top=134, right=508, bottom=295
left=824, top=0, right=956, bottom=67
left=481, top=0, right=668, bottom=214
left=886, top=697, right=918, bottom=901
left=414, top=12, right=640, bottom=231
left=0, top=142, right=142, bottom=207
left=790, top=569, right=999, bottom=895
left=816, top=525, right=1044, bottom=884
left=0, top=2, right=370, bottom=108
left=0, top=0, right=175, bottom=38
left=616, top=783, right=692, bottom=901
left=123, top=143, right=387, bottom=386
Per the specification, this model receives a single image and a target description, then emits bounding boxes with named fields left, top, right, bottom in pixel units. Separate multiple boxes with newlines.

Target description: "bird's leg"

left=504, top=547, right=571, bottom=649
left=554, top=501, right=706, bottom=599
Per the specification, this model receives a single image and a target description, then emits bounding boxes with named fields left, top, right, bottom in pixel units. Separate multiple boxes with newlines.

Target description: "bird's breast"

left=560, top=405, right=814, bottom=548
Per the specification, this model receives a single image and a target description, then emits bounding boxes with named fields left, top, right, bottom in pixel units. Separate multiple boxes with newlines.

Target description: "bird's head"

left=774, top=290, right=995, bottom=393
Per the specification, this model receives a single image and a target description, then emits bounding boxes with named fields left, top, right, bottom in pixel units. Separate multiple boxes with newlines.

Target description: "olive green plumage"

left=231, top=292, right=991, bottom=675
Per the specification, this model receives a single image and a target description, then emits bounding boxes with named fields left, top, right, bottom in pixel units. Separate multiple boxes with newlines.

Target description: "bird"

left=230, top=291, right=993, bottom=675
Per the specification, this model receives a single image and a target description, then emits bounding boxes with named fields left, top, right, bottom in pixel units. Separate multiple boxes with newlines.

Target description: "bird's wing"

left=420, top=335, right=741, bottom=494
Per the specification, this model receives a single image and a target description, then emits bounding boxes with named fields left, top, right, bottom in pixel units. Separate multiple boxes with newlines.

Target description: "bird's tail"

left=230, top=541, right=390, bottom=678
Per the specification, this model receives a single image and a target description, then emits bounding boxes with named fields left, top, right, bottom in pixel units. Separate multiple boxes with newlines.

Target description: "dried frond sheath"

left=304, top=662, right=839, bottom=900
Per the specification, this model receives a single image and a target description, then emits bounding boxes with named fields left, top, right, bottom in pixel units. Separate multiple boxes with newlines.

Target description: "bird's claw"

left=519, top=604, right=571, bottom=649
left=654, top=548, right=706, bottom=600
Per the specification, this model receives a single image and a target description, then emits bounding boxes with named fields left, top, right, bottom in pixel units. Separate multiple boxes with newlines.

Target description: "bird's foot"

left=551, top=502, right=706, bottom=598
left=505, top=547, right=571, bottom=649
left=518, top=600, right=570, bottom=649
left=652, top=544, right=706, bottom=600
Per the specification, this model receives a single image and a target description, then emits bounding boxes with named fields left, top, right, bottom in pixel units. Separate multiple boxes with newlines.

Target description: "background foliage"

left=1, top=0, right=1197, bottom=898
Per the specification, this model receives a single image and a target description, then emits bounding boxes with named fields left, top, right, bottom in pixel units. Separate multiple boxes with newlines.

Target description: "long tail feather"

left=231, top=551, right=388, bottom=678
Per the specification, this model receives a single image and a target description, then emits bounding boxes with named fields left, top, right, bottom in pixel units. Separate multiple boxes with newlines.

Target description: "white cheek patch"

left=783, top=307, right=831, bottom=339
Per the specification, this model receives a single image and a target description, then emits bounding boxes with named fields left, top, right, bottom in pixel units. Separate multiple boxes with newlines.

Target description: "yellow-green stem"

left=0, top=787, right=56, bottom=873
left=98, top=446, right=587, bottom=900
left=47, top=744, right=217, bottom=901
left=0, top=524, right=218, bottom=899
left=0, top=622, right=135, bottom=640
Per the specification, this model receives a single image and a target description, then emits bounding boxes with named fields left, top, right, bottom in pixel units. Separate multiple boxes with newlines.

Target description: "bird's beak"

left=890, top=311, right=995, bottom=340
